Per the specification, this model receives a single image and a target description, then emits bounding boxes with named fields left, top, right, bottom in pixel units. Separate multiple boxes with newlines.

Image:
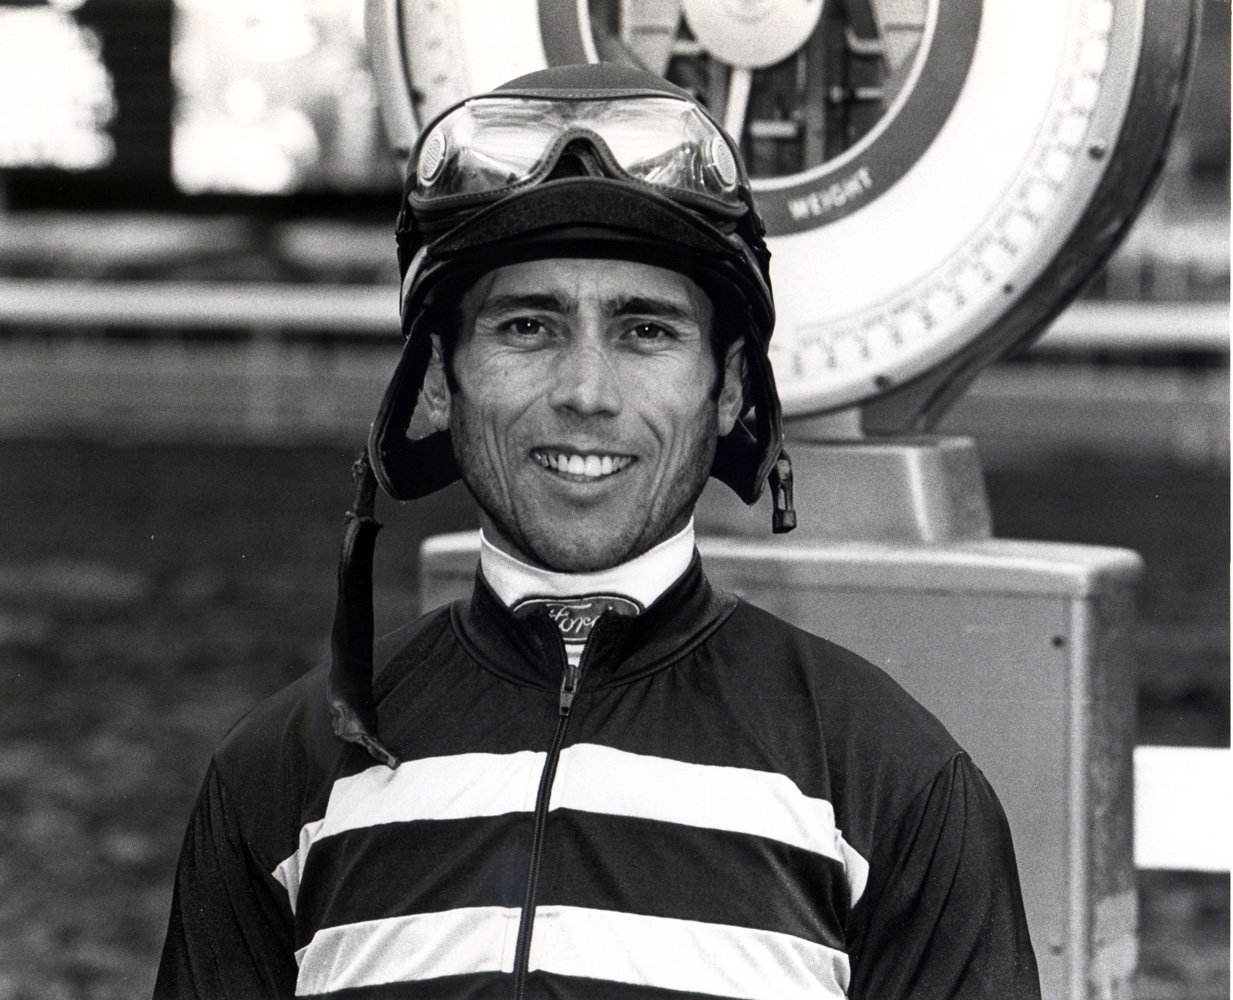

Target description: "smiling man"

left=425, top=258, right=742, bottom=574
left=156, top=64, right=1040, bottom=1000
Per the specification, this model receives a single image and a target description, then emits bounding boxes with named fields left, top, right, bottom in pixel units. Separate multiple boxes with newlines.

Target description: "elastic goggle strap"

left=411, top=96, right=743, bottom=213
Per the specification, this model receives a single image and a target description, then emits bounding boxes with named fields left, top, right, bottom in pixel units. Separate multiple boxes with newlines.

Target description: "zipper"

left=511, top=623, right=602, bottom=999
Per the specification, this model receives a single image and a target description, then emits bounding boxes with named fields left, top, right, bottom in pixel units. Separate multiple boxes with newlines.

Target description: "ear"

left=421, top=334, right=452, bottom=432
left=716, top=336, right=748, bottom=437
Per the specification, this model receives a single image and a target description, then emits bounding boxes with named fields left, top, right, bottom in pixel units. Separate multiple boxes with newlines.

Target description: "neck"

left=479, top=519, right=696, bottom=611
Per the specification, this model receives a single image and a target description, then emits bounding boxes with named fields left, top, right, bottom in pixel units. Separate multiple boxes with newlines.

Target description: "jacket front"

left=156, top=558, right=1040, bottom=1000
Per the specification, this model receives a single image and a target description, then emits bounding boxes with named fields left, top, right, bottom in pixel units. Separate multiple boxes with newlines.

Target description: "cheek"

left=458, top=348, right=548, bottom=407
left=641, top=369, right=721, bottom=459
left=452, top=368, right=539, bottom=461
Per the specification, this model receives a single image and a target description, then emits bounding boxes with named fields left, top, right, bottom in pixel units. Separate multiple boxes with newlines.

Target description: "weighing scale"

left=367, top=2, right=1201, bottom=995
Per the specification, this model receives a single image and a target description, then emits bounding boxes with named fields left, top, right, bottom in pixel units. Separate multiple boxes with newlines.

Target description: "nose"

left=546, top=339, right=623, bottom=418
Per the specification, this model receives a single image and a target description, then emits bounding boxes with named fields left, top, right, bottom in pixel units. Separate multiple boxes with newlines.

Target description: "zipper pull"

left=558, top=659, right=580, bottom=716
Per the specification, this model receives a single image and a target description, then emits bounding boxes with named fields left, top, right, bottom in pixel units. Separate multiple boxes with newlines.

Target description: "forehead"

left=460, top=258, right=713, bottom=319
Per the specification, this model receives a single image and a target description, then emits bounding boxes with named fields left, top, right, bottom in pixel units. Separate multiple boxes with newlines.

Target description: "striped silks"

left=275, top=743, right=866, bottom=998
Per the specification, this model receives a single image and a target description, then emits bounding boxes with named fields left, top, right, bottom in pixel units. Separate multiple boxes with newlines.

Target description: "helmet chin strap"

left=328, top=450, right=400, bottom=769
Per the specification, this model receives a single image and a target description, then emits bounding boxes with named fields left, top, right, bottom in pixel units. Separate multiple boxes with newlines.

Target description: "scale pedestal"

left=419, top=436, right=1142, bottom=1000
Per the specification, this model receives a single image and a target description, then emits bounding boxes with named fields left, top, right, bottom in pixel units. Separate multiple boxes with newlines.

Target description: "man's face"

left=423, top=258, right=746, bottom=572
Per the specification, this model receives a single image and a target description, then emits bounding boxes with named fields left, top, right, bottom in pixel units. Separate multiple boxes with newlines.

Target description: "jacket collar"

left=479, top=519, right=696, bottom=611
left=450, top=552, right=737, bottom=690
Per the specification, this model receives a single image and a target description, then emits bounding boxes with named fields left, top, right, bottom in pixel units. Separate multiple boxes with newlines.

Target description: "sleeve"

left=846, top=752, right=1042, bottom=1000
left=154, top=761, right=299, bottom=999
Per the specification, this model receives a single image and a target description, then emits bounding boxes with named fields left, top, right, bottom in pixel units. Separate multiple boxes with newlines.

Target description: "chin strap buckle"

left=769, top=451, right=796, bottom=533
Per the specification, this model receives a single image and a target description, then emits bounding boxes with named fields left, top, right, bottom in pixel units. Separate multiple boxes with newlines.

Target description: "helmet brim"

left=404, top=178, right=771, bottom=329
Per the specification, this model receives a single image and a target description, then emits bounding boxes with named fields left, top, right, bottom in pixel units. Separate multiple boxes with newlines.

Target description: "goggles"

left=411, top=94, right=744, bottom=213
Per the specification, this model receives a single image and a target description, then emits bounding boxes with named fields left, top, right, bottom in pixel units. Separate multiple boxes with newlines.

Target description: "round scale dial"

left=365, top=0, right=1197, bottom=426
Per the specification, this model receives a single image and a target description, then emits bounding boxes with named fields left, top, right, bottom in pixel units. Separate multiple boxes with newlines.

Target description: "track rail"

left=0, top=279, right=1227, bottom=353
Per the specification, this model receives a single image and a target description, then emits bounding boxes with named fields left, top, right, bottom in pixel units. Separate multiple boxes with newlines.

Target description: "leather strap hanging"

left=327, top=451, right=400, bottom=769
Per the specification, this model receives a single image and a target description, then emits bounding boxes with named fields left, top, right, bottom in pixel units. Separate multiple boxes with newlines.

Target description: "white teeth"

left=533, top=450, right=631, bottom=478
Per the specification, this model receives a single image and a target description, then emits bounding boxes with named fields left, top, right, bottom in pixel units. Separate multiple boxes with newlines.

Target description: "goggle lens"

left=414, top=96, right=741, bottom=208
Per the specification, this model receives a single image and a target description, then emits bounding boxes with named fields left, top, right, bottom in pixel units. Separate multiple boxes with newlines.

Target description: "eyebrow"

left=478, top=293, right=575, bottom=315
left=478, top=292, right=697, bottom=323
left=607, top=295, right=697, bottom=323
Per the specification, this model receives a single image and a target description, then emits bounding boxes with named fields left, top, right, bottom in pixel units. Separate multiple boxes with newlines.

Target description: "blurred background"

left=0, top=0, right=1227, bottom=997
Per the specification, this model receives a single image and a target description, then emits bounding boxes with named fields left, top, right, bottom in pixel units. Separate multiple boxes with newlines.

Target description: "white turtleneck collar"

left=479, top=518, right=696, bottom=612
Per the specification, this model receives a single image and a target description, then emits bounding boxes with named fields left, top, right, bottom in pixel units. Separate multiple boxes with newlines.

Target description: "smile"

left=532, top=449, right=634, bottom=479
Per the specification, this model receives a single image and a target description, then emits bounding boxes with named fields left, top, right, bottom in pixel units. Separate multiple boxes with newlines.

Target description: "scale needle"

left=724, top=66, right=753, bottom=141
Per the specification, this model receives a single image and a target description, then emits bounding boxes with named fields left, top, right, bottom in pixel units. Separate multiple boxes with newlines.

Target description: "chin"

left=519, top=522, right=645, bottom=574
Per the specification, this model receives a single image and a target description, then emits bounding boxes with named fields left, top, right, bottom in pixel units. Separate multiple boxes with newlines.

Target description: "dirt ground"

left=0, top=439, right=1226, bottom=999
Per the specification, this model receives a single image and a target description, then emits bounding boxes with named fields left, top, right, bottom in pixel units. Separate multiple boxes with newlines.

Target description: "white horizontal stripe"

left=552, top=744, right=869, bottom=905
left=292, top=905, right=849, bottom=998
left=273, top=751, right=546, bottom=911
left=274, top=745, right=869, bottom=912
left=294, top=906, right=521, bottom=995
left=273, top=818, right=322, bottom=914
left=530, top=905, right=850, bottom=1000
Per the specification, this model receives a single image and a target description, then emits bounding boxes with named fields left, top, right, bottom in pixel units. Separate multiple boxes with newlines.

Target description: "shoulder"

left=209, top=661, right=333, bottom=793
left=374, top=603, right=456, bottom=696
left=705, top=597, right=964, bottom=847
left=713, top=597, right=959, bottom=750
left=213, top=606, right=456, bottom=776
left=205, top=606, right=456, bottom=853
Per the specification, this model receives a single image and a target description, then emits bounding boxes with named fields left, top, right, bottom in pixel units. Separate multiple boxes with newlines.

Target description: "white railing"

left=1044, top=301, right=1230, bottom=354
left=0, top=279, right=398, bottom=332
left=1135, top=746, right=1230, bottom=871
left=0, top=278, right=1228, bottom=354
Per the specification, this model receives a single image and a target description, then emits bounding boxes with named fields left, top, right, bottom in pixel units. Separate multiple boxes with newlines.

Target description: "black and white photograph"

left=0, top=1, right=1228, bottom=997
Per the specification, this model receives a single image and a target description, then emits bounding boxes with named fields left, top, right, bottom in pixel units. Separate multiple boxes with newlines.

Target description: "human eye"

left=500, top=316, right=549, bottom=339
left=627, top=322, right=672, bottom=344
